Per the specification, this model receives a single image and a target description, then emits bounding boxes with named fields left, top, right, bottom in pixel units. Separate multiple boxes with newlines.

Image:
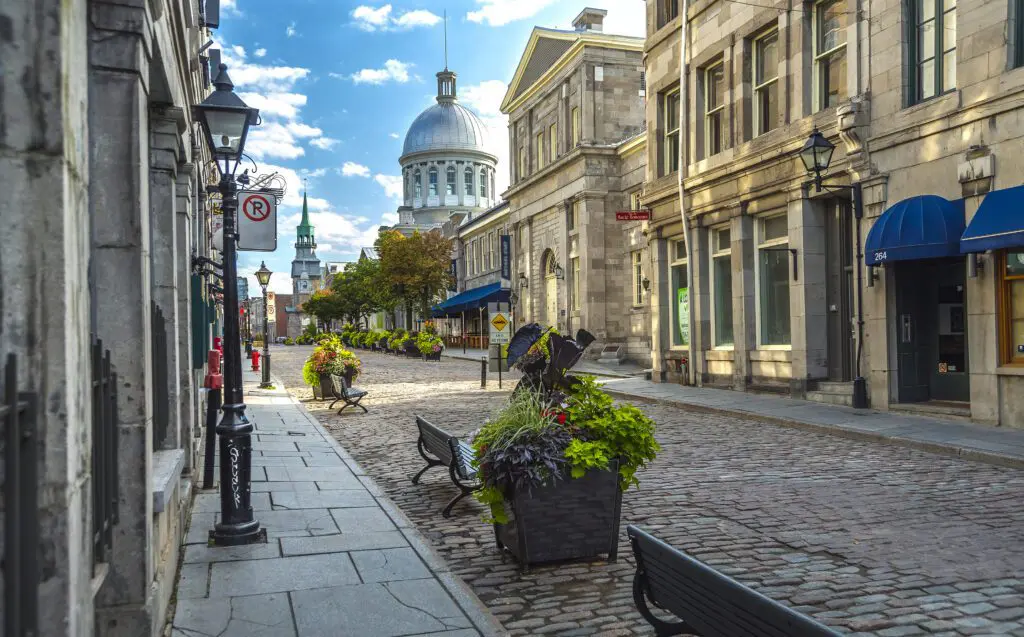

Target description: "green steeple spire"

left=295, top=188, right=316, bottom=250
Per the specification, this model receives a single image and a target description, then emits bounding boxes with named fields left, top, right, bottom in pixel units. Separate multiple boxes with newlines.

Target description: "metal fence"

left=91, top=338, right=119, bottom=567
left=151, top=302, right=170, bottom=448
left=2, top=353, right=39, bottom=637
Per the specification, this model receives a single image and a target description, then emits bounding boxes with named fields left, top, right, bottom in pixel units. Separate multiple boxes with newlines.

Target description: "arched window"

left=428, top=167, right=438, bottom=196
left=414, top=169, right=422, bottom=199
left=464, top=167, right=474, bottom=196
left=446, top=165, right=457, bottom=195
left=479, top=169, right=487, bottom=198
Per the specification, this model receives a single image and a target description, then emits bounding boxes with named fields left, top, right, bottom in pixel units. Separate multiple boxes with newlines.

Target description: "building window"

left=414, top=169, right=422, bottom=199
left=630, top=191, right=642, bottom=210
left=489, top=232, right=497, bottom=271
left=446, top=165, right=457, bottom=196
left=1016, top=0, right=1024, bottom=68
left=428, top=167, right=438, bottom=196
left=479, top=170, right=487, bottom=198
left=1000, top=251, right=1024, bottom=364
left=519, top=147, right=527, bottom=179
left=464, top=167, right=474, bottom=196
left=910, top=0, right=956, bottom=104
left=754, top=30, right=779, bottom=136
left=572, top=107, right=581, bottom=146
left=671, top=240, right=689, bottom=347
left=814, top=0, right=848, bottom=110
left=757, top=214, right=791, bottom=346
left=660, top=0, right=679, bottom=26
left=474, top=240, right=481, bottom=274
left=569, top=200, right=580, bottom=231
left=571, top=257, right=581, bottom=310
left=711, top=227, right=734, bottom=347
left=549, top=123, right=558, bottom=162
left=663, top=88, right=681, bottom=175
left=705, top=62, right=725, bottom=157
left=536, top=132, right=545, bottom=170
left=632, top=251, right=644, bottom=306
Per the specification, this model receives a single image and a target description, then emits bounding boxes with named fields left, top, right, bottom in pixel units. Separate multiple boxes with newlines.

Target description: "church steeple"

left=295, top=189, right=316, bottom=251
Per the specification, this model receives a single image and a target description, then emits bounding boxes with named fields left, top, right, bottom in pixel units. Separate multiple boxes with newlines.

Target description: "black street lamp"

left=255, top=262, right=273, bottom=389
left=193, top=63, right=266, bottom=546
left=799, top=129, right=868, bottom=410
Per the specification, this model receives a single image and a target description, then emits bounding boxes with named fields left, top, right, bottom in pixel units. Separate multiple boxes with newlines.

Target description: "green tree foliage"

left=329, top=258, right=385, bottom=327
left=374, top=229, right=453, bottom=322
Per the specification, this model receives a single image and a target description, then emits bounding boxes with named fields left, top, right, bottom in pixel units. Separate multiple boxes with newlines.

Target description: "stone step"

left=805, top=390, right=854, bottom=407
left=811, top=381, right=855, bottom=396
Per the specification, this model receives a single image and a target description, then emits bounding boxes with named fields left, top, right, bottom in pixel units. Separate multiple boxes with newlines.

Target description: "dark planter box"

left=317, top=372, right=337, bottom=400
left=494, top=460, right=622, bottom=569
left=423, top=352, right=441, bottom=361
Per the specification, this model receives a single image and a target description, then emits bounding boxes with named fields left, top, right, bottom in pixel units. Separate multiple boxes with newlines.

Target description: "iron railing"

left=91, top=338, right=119, bottom=566
left=151, top=302, right=170, bottom=448
left=2, top=353, right=39, bottom=637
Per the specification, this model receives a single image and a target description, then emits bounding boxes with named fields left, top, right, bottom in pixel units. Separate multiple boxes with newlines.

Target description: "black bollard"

left=203, top=387, right=221, bottom=489
left=480, top=356, right=487, bottom=389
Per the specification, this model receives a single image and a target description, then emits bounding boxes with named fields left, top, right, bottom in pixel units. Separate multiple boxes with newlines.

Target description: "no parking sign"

left=238, top=190, right=277, bottom=252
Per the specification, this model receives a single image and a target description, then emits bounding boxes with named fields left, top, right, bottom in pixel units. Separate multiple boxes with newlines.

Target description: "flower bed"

left=303, top=335, right=361, bottom=400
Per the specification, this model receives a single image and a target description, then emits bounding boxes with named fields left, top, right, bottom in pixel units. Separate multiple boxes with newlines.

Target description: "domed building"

left=391, top=67, right=499, bottom=235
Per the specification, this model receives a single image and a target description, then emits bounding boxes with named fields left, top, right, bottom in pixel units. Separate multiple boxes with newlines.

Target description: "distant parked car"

left=275, top=336, right=287, bottom=344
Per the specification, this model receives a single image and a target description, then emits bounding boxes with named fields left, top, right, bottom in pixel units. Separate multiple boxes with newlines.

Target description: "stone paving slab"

left=169, top=370, right=504, bottom=637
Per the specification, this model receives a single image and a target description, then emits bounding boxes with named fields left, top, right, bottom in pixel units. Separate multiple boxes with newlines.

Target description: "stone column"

left=176, top=164, right=197, bottom=466
left=149, top=108, right=182, bottom=452
left=689, top=226, right=711, bottom=383
left=788, top=194, right=828, bottom=396
left=732, top=215, right=756, bottom=389
left=580, top=194, right=608, bottom=340
left=1, top=1, right=94, bottom=635
left=649, top=232, right=670, bottom=380
left=89, top=2, right=156, bottom=634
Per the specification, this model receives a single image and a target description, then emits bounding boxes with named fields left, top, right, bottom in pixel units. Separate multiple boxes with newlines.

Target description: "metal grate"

left=91, top=338, right=119, bottom=566
left=2, top=353, right=39, bottom=637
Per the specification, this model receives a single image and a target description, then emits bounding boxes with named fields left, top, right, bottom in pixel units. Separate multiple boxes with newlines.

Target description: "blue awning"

left=865, top=195, right=965, bottom=266
left=961, top=185, right=1024, bottom=253
left=431, top=282, right=510, bottom=318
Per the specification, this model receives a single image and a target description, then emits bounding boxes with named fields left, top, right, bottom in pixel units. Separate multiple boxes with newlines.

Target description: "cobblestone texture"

left=272, top=346, right=1024, bottom=636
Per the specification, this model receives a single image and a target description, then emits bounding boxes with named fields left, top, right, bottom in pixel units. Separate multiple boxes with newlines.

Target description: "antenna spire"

left=443, top=10, right=448, bottom=71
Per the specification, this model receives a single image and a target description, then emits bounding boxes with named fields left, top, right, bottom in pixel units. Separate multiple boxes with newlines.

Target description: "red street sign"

left=243, top=194, right=272, bottom=222
left=616, top=210, right=651, bottom=221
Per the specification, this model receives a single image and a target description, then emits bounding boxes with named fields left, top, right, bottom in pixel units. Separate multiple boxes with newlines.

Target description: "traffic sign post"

left=488, top=302, right=511, bottom=388
left=238, top=190, right=277, bottom=251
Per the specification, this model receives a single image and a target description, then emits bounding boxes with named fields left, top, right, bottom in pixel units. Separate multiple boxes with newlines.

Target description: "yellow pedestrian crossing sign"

left=490, top=312, right=510, bottom=344
left=491, top=314, right=508, bottom=332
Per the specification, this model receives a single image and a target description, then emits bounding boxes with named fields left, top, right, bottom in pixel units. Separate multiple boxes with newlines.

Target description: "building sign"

left=238, top=190, right=277, bottom=252
left=677, top=287, right=690, bottom=345
left=616, top=210, right=652, bottom=221
left=489, top=312, right=511, bottom=344
left=449, top=259, right=458, bottom=291
left=500, top=235, right=512, bottom=283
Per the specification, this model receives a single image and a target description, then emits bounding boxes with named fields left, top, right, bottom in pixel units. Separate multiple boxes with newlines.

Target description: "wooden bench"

left=626, top=525, right=841, bottom=637
left=328, top=374, right=368, bottom=414
left=411, top=416, right=479, bottom=518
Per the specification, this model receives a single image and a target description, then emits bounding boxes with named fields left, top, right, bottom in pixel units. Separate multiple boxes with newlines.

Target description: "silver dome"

left=401, top=101, right=493, bottom=159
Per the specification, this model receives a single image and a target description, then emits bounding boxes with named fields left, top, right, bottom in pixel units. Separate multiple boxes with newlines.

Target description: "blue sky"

left=220, top=0, right=644, bottom=295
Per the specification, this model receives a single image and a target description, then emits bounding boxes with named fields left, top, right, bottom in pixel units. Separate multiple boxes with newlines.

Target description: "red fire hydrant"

left=251, top=349, right=260, bottom=372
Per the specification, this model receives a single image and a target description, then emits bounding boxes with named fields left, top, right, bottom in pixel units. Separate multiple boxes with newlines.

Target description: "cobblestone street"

left=272, top=345, right=1024, bottom=636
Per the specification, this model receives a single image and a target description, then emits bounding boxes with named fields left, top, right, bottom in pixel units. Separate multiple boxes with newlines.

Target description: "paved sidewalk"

left=442, top=347, right=647, bottom=378
left=600, top=377, right=1024, bottom=469
left=170, top=371, right=505, bottom=637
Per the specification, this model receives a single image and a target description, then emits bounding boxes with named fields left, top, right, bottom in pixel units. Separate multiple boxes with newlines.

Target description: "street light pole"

left=255, top=262, right=273, bottom=389
left=194, top=63, right=266, bottom=546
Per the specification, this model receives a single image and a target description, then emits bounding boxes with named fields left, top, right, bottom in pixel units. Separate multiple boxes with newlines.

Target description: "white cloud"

left=460, top=80, right=507, bottom=118
left=286, top=22, right=297, bottom=37
left=310, top=137, right=340, bottom=150
left=342, top=162, right=372, bottom=178
left=353, top=4, right=442, bottom=31
left=302, top=168, right=328, bottom=178
left=254, top=48, right=267, bottom=58
left=351, top=59, right=412, bottom=85
left=381, top=211, right=399, bottom=225
left=389, top=132, right=400, bottom=139
left=466, top=0, right=556, bottom=26
left=564, top=1, right=645, bottom=37
left=460, top=80, right=510, bottom=196
left=374, top=174, right=403, bottom=202
left=238, top=91, right=306, bottom=119
left=222, top=0, right=243, bottom=17
left=231, top=45, right=247, bottom=59
left=245, top=121, right=322, bottom=160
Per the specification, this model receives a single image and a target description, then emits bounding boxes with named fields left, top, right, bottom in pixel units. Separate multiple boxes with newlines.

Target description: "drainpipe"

left=677, top=0, right=695, bottom=385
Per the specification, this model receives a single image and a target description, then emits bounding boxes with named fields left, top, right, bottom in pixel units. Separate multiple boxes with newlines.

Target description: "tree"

left=331, top=258, right=384, bottom=328
left=302, top=290, right=345, bottom=327
left=375, top=229, right=453, bottom=327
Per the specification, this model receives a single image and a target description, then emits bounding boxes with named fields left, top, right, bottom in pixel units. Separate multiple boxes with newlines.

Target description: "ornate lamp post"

left=799, top=130, right=868, bottom=410
left=193, top=63, right=266, bottom=545
left=255, top=262, right=273, bottom=389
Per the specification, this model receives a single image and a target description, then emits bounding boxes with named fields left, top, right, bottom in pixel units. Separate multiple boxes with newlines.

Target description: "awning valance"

left=960, top=185, right=1024, bottom=253
left=865, top=195, right=965, bottom=266
left=431, top=282, right=510, bottom=318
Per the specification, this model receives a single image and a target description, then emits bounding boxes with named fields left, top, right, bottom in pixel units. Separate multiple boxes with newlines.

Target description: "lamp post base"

left=852, top=376, right=869, bottom=409
left=260, top=350, right=272, bottom=388
left=210, top=524, right=267, bottom=547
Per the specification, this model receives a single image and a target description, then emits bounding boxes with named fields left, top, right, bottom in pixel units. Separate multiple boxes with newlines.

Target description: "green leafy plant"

left=388, top=329, right=409, bottom=350
left=416, top=331, right=444, bottom=355
left=283, top=337, right=294, bottom=345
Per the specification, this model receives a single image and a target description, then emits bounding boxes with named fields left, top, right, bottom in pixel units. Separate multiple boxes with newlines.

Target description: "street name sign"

left=238, top=190, right=277, bottom=251
left=615, top=209, right=652, bottom=221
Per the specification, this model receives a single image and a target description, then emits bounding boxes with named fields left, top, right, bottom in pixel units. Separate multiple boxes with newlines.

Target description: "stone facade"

left=643, top=0, right=1024, bottom=425
left=500, top=9, right=651, bottom=365
left=0, top=1, right=232, bottom=634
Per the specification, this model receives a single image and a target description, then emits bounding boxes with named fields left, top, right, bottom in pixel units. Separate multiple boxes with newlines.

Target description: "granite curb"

left=269, top=375, right=510, bottom=637
left=603, top=389, right=1024, bottom=471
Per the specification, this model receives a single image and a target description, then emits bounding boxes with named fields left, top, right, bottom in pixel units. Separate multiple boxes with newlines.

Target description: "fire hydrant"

left=251, top=349, right=260, bottom=372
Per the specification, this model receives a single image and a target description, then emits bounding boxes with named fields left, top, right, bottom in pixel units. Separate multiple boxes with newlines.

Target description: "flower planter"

left=318, top=372, right=337, bottom=400
left=423, top=352, right=442, bottom=362
left=494, top=460, right=622, bottom=569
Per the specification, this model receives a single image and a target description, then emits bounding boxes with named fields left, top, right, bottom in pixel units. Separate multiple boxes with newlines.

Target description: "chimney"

left=572, top=7, right=607, bottom=32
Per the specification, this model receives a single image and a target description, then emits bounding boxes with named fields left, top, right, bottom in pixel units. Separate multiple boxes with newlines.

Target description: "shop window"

left=705, top=62, right=726, bottom=157
left=572, top=107, right=581, bottom=146
left=446, top=165, right=457, bottom=196
left=663, top=88, right=681, bottom=175
left=632, top=251, right=644, bottom=307
left=428, top=167, right=438, bottom=196
left=908, top=0, right=956, bottom=104
left=711, top=227, right=734, bottom=347
left=464, top=167, right=474, bottom=196
left=671, top=242, right=690, bottom=347
left=1001, top=250, right=1024, bottom=364
left=754, top=30, right=779, bottom=136
left=549, top=123, right=558, bottom=162
left=414, top=169, right=422, bottom=199
left=757, top=214, right=791, bottom=346
left=814, top=0, right=848, bottom=110
left=571, top=257, right=581, bottom=310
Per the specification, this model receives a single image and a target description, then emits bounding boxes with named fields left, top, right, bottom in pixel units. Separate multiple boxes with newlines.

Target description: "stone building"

left=501, top=8, right=651, bottom=364
left=287, top=191, right=323, bottom=338
left=645, top=0, right=1024, bottom=426
left=1, top=0, right=229, bottom=634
